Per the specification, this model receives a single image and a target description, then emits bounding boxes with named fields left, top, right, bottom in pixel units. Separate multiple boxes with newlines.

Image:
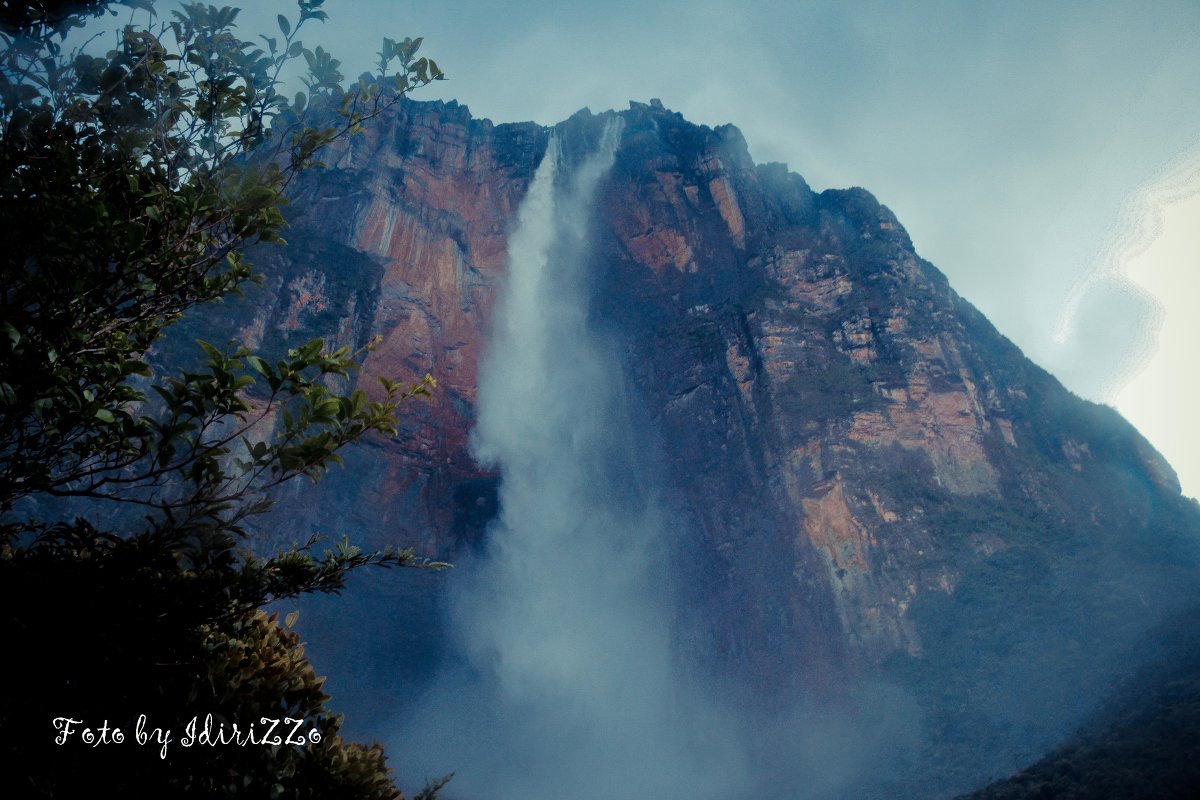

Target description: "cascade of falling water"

left=397, top=117, right=747, bottom=800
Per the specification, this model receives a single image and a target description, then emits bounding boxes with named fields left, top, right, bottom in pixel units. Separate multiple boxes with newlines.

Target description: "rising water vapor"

left=393, top=118, right=751, bottom=799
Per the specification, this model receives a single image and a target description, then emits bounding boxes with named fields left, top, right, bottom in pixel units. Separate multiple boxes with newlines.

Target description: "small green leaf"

left=277, top=14, right=291, bottom=37
left=245, top=355, right=269, bottom=376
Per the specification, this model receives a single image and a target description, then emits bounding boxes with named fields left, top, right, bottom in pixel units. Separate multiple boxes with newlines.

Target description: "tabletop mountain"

left=172, top=97, right=1200, bottom=798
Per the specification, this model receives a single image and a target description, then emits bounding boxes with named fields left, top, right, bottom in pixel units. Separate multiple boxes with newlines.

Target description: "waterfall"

left=396, top=117, right=746, bottom=800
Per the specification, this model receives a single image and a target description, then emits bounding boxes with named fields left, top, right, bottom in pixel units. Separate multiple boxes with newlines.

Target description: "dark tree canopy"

left=0, top=1, right=449, bottom=796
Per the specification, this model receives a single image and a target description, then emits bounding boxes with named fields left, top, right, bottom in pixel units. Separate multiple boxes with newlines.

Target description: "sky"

left=225, top=0, right=1200, bottom=495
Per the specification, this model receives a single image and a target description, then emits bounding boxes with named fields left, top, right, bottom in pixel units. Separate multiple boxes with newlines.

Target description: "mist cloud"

left=392, top=118, right=757, bottom=800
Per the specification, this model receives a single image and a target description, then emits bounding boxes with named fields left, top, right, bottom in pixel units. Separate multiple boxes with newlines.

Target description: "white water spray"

left=396, top=118, right=747, bottom=800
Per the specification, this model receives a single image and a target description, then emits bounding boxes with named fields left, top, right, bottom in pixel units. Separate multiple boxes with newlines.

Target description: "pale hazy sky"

left=228, top=0, right=1200, bottom=495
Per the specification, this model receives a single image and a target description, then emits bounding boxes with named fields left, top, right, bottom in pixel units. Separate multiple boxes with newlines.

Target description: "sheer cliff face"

left=224, top=102, right=544, bottom=554
left=214, top=98, right=1200, bottom=786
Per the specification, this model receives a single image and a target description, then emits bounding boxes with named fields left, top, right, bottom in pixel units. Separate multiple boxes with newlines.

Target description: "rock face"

left=182, top=98, right=1200, bottom=796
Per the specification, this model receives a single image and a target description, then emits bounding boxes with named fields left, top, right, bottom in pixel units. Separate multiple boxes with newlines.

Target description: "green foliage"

left=1, top=1, right=450, bottom=796
left=0, top=0, right=443, bottom=518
